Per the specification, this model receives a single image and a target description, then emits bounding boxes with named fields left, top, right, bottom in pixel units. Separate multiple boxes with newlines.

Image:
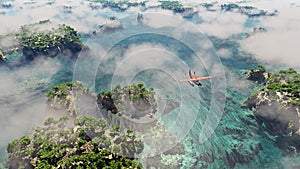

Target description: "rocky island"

left=97, top=83, right=156, bottom=118
left=46, top=81, right=158, bottom=119
left=46, top=81, right=164, bottom=133
left=244, top=64, right=268, bottom=83
left=46, top=81, right=93, bottom=116
left=7, top=81, right=146, bottom=168
left=159, top=1, right=193, bottom=13
left=0, top=20, right=84, bottom=62
left=220, top=3, right=277, bottom=17
left=245, top=68, right=300, bottom=153
left=9, top=80, right=186, bottom=168
left=88, top=0, right=146, bottom=11
left=97, top=83, right=160, bottom=133
left=7, top=115, right=144, bottom=168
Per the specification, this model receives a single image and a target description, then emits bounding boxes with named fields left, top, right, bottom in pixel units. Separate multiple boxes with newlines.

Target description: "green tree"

left=7, top=116, right=143, bottom=169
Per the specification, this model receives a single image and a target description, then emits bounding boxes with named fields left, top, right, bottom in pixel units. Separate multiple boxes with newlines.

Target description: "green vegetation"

left=246, top=64, right=267, bottom=83
left=46, top=81, right=157, bottom=117
left=126, top=82, right=154, bottom=101
left=7, top=81, right=148, bottom=168
left=221, top=3, right=239, bottom=10
left=88, top=0, right=146, bottom=10
left=0, top=20, right=83, bottom=61
left=7, top=116, right=143, bottom=169
left=46, top=81, right=91, bottom=115
left=200, top=3, right=214, bottom=8
left=263, top=68, right=300, bottom=106
left=159, top=1, right=193, bottom=13
left=257, top=64, right=266, bottom=73
left=18, top=22, right=83, bottom=58
left=38, top=19, right=50, bottom=24
left=99, top=83, right=154, bottom=102
left=220, top=3, right=274, bottom=17
left=287, top=121, right=294, bottom=129
left=221, top=3, right=256, bottom=11
left=98, top=83, right=157, bottom=116
left=249, top=91, right=259, bottom=99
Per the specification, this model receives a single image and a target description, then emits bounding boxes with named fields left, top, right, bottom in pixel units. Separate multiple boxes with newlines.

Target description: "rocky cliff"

left=245, top=68, right=300, bottom=153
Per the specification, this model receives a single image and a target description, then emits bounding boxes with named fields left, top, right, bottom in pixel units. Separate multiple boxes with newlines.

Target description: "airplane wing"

left=179, top=76, right=212, bottom=82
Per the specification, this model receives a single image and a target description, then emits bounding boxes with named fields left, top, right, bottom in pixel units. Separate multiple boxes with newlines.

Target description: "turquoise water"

left=0, top=1, right=300, bottom=168
left=74, top=20, right=299, bottom=168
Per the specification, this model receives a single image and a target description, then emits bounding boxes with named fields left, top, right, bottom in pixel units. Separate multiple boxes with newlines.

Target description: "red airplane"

left=179, top=70, right=212, bottom=87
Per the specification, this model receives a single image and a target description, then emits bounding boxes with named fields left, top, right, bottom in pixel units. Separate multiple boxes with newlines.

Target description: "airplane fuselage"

left=180, top=70, right=211, bottom=87
left=189, top=70, right=202, bottom=86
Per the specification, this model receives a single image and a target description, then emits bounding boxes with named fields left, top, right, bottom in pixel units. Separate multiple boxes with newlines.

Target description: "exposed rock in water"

left=245, top=69, right=266, bottom=83
left=244, top=64, right=268, bottom=83
left=245, top=68, right=300, bottom=154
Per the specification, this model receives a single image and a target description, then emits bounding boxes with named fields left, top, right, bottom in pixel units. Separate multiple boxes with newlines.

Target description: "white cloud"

left=0, top=0, right=110, bottom=35
left=242, top=0, right=299, bottom=11
left=0, top=57, right=61, bottom=97
left=0, top=56, right=62, bottom=150
left=217, top=48, right=232, bottom=58
left=240, top=7, right=300, bottom=67
left=145, top=1, right=161, bottom=8
left=110, top=43, right=187, bottom=81
left=142, top=10, right=183, bottom=29
left=196, top=10, right=247, bottom=39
